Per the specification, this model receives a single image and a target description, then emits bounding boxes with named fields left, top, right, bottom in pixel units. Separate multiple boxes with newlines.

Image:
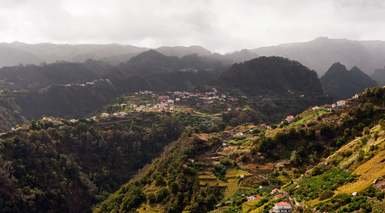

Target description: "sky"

left=1, top=0, right=385, bottom=53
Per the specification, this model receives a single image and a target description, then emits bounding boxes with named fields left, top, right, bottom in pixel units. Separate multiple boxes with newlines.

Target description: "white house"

left=270, top=201, right=292, bottom=213
left=285, top=115, right=295, bottom=123
left=246, top=195, right=261, bottom=201
left=312, top=106, right=320, bottom=111
left=336, top=100, right=346, bottom=107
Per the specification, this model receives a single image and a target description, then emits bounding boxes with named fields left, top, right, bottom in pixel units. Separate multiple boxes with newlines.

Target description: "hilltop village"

left=108, top=88, right=241, bottom=113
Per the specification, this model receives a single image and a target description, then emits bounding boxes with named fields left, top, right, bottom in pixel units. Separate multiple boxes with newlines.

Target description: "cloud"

left=0, top=0, right=385, bottom=52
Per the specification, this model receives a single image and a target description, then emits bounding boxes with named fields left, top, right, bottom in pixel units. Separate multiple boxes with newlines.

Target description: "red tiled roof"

left=276, top=201, right=291, bottom=207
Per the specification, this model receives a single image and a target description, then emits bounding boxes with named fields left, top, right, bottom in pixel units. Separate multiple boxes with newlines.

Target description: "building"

left=336, top=100, right=346, bottom=107
left=270, top=188, right=281, bottom=195
left=100, top=113, right=110, bottom=119
left=285, top=115, right=295, bottom=123
left=235, top=132, right=244, bottom=138
left=246, top=195, right=261, bottom=201
left=270, top=201, right=292, bottom=213
left=312, top=106, right=320, bottom=111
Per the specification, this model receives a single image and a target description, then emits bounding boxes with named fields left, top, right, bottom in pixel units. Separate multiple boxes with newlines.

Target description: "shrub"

left=156, top=188, right=170, bottom=203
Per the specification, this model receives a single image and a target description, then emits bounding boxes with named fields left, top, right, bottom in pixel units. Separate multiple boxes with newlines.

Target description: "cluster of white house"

left=126, top=89, right=239, bottom=112
left=63, top=78, right=112, bottom=87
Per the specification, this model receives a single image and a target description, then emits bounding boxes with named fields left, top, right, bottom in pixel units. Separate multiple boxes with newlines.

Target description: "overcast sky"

left=1, top=0, right=385, bottom=52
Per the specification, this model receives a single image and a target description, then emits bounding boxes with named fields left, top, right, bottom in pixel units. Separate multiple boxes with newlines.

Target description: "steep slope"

left=285, top=122, right=385, bottom=212
left=220, top=56, right=323, bottom=97
left=0, top=97, right=25, bottom=132
left=96, top=87, right=385, bottom=213
left=223, top=88, right=385, bottom=212
left=321, top=63, right=377, bottom=100
left=252, top=37, right=385, bottom=75
left=0, top=108, right=219, bottom=212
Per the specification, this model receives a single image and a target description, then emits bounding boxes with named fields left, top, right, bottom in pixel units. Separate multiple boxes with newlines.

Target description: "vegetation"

left=95, top=134, right=224, bottom=213
left=321, top=63, right=377, bottom=100
left=3, top=54, right=385, bottom=213
left=0, top=111, right=214, bottom=212
left=220, top=56, right=324, bottom=97
left=289, top=168, right=355, bottom=201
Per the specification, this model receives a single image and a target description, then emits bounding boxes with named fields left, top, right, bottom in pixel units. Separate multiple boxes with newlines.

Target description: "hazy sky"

left=1, top=0, right=385, bottom=52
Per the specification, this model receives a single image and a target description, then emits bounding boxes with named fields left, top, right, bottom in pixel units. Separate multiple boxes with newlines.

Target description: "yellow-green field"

left=336, top=149, right=385, bottom=194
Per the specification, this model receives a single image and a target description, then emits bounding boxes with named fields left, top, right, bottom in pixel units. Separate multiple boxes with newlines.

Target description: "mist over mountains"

left=251, top=37, right=385, bottom=76
left=0, top=42, right=256, bottom=68
left=2, top=37, right=385, bottom=77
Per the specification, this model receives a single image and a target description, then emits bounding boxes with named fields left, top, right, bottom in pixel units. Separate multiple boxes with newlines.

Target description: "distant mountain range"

left=251, top=37, right=385, bottom=76
left=0, top=42, right=257, bottom=68
left=0, top=42, right=147, bottom=67
left=3, top=37, right=385, bottom=76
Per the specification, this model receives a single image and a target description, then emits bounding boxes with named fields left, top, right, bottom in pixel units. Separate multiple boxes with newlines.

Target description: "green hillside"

left=96, top=87, right=385, bottom=213
left=0, top=110, right=218, bottom=212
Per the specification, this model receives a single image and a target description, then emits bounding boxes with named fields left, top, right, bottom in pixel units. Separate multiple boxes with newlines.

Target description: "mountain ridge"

left=251, top=37, right=385, bottom=75
left=321, top=62, right=377, bottom=100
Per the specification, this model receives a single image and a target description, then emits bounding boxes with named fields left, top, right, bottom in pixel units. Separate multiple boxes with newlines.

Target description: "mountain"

left=0, top=42, right=148, bottom=67
left=371, top=67, right=385, bottom=86
left=0, top=51, right=226, bottom=124
left=219, top=56, right=323, bottom=97
left=15, top=79, right=118, bottom=119
left=106, top=50, right=226, bottom=92
left=3, top=38, right=385, bottom=75
left=96, top=87, right=385, bottom=213
left=0, top=45, right=41, bottom=67
left=321, top=63, right=377, bottom=100
left=220, top=49, right=259, bottom=64
left=0, top=61, right=109, bottom=90
left=156, top=45, right=212, bottom=57
left=251, top=37, right=385, bottom=75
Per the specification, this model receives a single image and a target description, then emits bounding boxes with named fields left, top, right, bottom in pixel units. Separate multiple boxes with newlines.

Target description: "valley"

left=2, top=1, right=385, bottom=212
left=0, top=44, right=384, bottom=213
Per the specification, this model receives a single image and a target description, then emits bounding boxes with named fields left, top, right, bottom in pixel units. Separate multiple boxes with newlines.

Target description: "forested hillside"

left=0, top=110, right=219, bottom=212
left=96, top=87, right=385, bottom=212
left=220, top=56, right=323, bottom=97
